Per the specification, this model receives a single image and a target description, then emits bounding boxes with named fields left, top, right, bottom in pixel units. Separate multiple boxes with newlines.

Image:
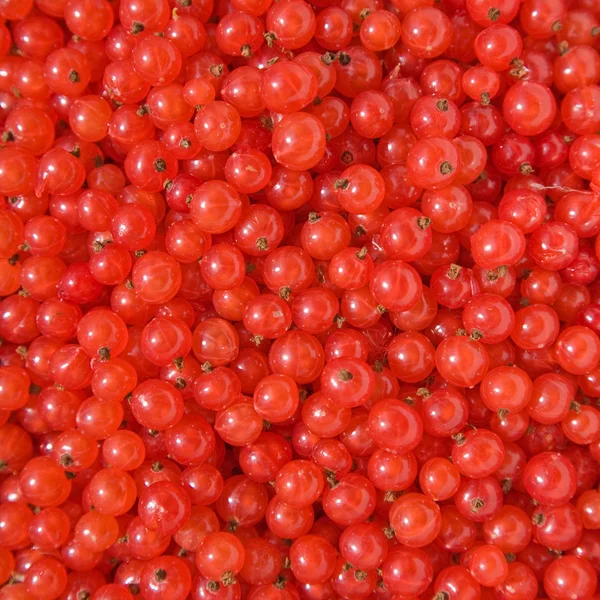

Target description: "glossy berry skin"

left=272, top=113, right=326, bottom=171
left=474, top=24, right=523, bottom=72
left=368, top=398, right=424, bottom=454
left=275, top=460, right=324, bottom=508
left=19, top=457, right=72, bottom=508
left=253, top=373, right=299, bottom=423
left=452, top=429, right=505, bottom=479
left=543, top=556, right=596, bottom=600
left=191, top=180, right=243, bottom=235
left=380, top=207, right=432, bottom=261
left=321, top=473, right=376, bottom=527
left=480, top=366, right=532, bottom=414
left=421, top=184, right=473, bottom=234
left=554, top=326, right=600, bottom=375
left=130, top=379, right=184, bottom=431
left=338, top=523, right=388, bottom=571
left=138, top=481, right=192, bottom=536
left=333, top=47, right=382, bottom=99
left=436, top=335, right=489, bottom=388
left=562, top=85, right=600, bottom=135
left=320, top=357, right=374, bottom=408
left=432, top=566, right=480, bottom=600
left=411, top=95, right=461, bottom=140
left=387, top=332, right=436, bottom=384
left=466, top=544, right=508, bottom=587
left=495, top=561, right=538, bottom=600
left=420, top=387, right=469, bottom=437
left=528, top=373, right=574, bottom=426
left=124, top=141, right=178, bottom=193
left=381, top=547, right=432, bottom=596
left=498, top=188, right=547, bottom=234
left=530, top=221, right=579, bottom=271
left=401, top=7, right=453, bottom=59
left=370, top=260, right=422, bottom=312
left=511, top=304, right=560, bottom=350
left=266, top=0, right=316, bottom=50
left=532, top=503, right=583, bottom=551
left=329, top=247, right=374, bottom=291
left=301, top=212, right=351, bottom=261
left=406, top=137, right=461, bottom=190
left=132, top=252, right=182, bottom=305
left=196, top=531, right=245, bottom=581
left=2, top=0, right=600, bottom=592
left=24, top=556, right=68, bottom=600
left=389, top=493, right=442, bottom=548
left=523, top=452, right=577, bottom=506
left=503, top=82, right=557, bottom=136
left=471, top=220, right=526, bottom=270
left=419, top=457, right=461, bottom=501
left=260, top=62, right=317, bottom=114
left=36, top=149, right=87, bottom=198
left=335, top=164, right=385, bottom=215
left=463, top=294, right=515, bottom=345
left=289, top=535, right=336, bottom=584
left=430, top=264, right=478, bottom=310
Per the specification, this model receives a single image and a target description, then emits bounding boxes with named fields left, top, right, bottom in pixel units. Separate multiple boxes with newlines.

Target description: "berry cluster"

left=1, top=0, right=600, bottom=598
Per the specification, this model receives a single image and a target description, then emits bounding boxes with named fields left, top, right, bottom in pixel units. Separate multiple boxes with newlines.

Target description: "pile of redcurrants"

left=1, top=0, right=600, bottom=597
